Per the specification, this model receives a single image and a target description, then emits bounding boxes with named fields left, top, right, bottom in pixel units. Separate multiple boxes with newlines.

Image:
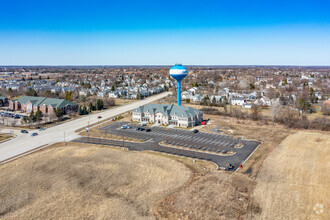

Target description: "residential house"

left=108, top=91, right=120, bottom=98
left=231, top=97, right=246, bottom=106
left=210, top=95, right=224, bottom=104
left=254, top=97, right=271, bottom=106
left=191, top=94, right=204, bottom=102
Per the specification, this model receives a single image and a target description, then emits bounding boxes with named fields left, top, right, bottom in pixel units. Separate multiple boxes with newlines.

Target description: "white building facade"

left=132, top=103, right=203, bottom=127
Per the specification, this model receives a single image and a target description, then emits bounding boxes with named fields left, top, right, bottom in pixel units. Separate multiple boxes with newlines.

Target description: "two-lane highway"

left=0, top=92, right=170, bottom=163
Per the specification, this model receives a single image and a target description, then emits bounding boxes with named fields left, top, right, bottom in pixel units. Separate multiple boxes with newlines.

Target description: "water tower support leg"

left=177, top=80, right=181, bottom=106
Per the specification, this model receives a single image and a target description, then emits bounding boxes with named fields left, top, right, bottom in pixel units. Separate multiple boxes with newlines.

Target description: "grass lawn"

left=0, top=133, right=13, bottom=142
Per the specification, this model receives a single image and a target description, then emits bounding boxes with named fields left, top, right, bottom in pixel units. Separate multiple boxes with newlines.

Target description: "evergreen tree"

left=83, top=106, right=88, bottom=115
left=89, top=102, right=95, bottom=111
left=78, top=106, right=83, bottom=115
left=96, top=99, right=104, bottom=110
left=55, top=108, right=63, bottom=121
left=29, top=111, right=36, bottom=122
left=26, top=88, right=38, bottom=96
left=212, top=96, right=216, bottom=104
left=35, top=110, right=43, bottom=124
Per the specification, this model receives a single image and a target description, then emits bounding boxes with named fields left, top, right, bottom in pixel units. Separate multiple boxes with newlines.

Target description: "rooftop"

left=12, top=96, right=78, bottom=108
left=134, top=103, right=202, bottom=118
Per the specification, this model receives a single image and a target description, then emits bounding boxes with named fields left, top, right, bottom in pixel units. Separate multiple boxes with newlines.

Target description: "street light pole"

left=87, top=121, right=90, bottom=142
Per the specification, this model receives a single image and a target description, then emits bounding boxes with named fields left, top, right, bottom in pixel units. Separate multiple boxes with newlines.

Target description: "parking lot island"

left=72, top=121, right=260, bottom=170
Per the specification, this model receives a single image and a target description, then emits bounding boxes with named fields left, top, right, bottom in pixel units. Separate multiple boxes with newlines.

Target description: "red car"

left=201, top=120, right=207, bottom=125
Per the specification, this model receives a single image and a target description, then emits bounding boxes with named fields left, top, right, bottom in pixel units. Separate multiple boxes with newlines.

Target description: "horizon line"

left=1, top=64, right=330, bottom=67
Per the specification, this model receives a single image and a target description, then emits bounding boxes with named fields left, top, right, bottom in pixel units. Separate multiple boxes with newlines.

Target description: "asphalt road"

left=0, top=92, right=170, bottom=163
left=72, top=121, right=261, bottom=170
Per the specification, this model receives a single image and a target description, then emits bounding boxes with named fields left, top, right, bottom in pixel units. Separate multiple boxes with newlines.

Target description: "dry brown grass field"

left=184, top=102, right=327, bottom=119
left=113, top=98, right=136, bottom=106
left=154, top=118, right=329, bottom=219
left=0, top=133, right=12, bottom=142
left=154, top=171, right=260, bottom=219
left=253, top=131, right=330, bottom=219
left=1, top=113, right=328, bottom=219
left=200, top=114, right=292, bottom=177
left=0, top=143, right=191, bottom=219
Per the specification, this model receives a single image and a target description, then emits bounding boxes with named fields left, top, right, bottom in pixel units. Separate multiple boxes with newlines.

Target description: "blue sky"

left=0, top=0, right=329, bottom=65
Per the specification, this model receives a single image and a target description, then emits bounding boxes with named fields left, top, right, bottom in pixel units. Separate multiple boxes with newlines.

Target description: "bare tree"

left=103, top=98, right=115, bottom=108
left=9, top=119, right=18, bottom=127
left=4, top=117, right=9, bottom=126
left=49, top=113, right=57, bottom=123
left=0, top=115, right=5, bottom=124
left=68, top=111, right=78, bottom=118
left=251, top=104, right=262, bottom=120
left=271, top=98, right=282, bottom=121
left=321, top=101, right=330, bottom=115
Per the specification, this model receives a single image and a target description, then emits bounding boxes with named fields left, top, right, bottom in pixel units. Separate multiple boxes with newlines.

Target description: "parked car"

left=193, top=129, right=199, bottom=133
left=136, top=127, right=141, bottom=131
left=141, top=122, right=147, bottom=127
left=121, top=125, right=127, bottom=129
left=146, top=128, right=151, bottom=132
left=31, top=132, right=38, bottom=137
left=139, top=128, right=145, bottom=131
left=21, top=130, right=28, bottom=134
left=127, top=125, right=132, bottom=129
left=39, top=128, right=46, bottom=131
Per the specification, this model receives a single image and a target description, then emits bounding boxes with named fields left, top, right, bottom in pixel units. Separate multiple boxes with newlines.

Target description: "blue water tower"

left=170, top=64, right=188, bottom=106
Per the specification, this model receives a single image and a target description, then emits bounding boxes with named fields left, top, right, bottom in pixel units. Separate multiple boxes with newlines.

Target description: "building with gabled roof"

left=9, top=96, right=78, bottom=114
left=132, top=103, right=203, bottom=127
left=231, top=96, right=247, bottom=106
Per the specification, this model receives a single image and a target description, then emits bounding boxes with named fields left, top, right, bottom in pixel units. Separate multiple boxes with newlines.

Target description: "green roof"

left=134, top=103, right=203, bottom=119
left=13, top=96, right=78, bottom=108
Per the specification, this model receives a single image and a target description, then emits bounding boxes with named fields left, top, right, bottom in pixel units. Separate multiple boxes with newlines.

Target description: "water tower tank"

left=170, top=64, right=188, bottom=106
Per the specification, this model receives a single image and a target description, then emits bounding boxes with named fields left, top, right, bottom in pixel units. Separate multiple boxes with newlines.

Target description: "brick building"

left=9, top=96, right=78, bottom=114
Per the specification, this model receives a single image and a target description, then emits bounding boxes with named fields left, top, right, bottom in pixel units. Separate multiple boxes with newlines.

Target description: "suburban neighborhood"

left=0, top=0, right=329, bottom=219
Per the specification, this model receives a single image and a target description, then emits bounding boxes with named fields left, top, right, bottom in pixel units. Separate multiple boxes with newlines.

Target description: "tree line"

left=201, top=105, right=329, bottom=131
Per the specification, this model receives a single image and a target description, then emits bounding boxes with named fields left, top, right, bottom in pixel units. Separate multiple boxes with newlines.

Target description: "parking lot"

left=0, top=110, right=24, bottom=119
left=72, top=121, right=261, bottom=170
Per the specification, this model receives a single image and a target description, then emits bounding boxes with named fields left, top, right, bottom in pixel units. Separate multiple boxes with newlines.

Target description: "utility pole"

left=87, top=121, right=90, bottom=142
